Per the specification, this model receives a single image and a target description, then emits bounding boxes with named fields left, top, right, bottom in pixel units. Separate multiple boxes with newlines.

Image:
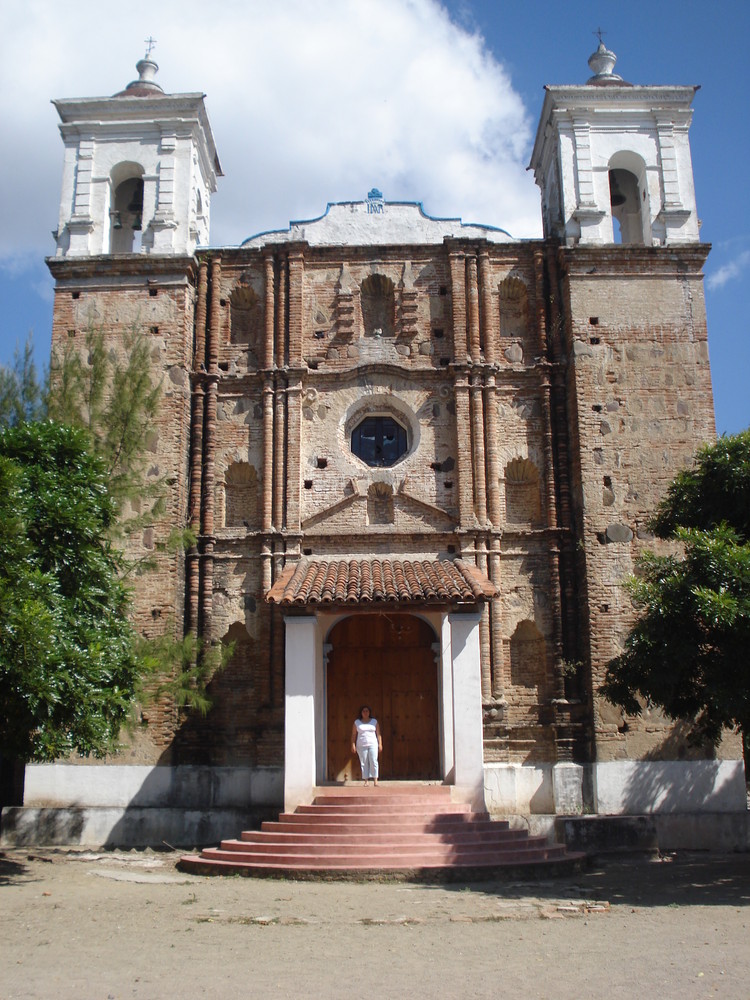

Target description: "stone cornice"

left=558, top=243, right=711, bottom=276
left=47, top=253, right=198, bottom=284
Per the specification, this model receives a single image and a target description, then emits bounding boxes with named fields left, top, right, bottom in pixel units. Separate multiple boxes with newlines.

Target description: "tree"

left=0, top=330, right=225, bottom=770
left=0, top=334, right=46, bottom=428
left=0, top=422, right=140, bottom=761
left=47, top=326, right=164, bottom=532
left=602, top=431, right=750, bottom=754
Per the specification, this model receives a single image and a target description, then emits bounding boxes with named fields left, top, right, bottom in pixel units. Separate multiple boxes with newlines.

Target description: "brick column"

left=185, top=260, right=209, bottom=638
left=537, top=248, right=576, bottom=759
left=285, top=251, right=304, bottom=535
left=273, top=376, right=286, bottom=530
left=476, top=545, right=491, bottom=702
left=263, top=252, right=275, bottom=370
left=261, top=379, right=274, bottom=533
left=470, top=373, right=488, bottom=525
left=488, top=538, right=505, bottom=700
left=286, top=377, right=303, bottom=533
left=194, top=260, right=209, bottom=369
left=261, top=253, right=275, bottom=535
left=449, top=250, right=468, bottom=363
left=467, top=255, right=481, bottom=363
left=484, top=375, right=501, bottom=526
left=287, top=250, right=304, bottom=367
left=478, top=249, right=497, bottom=364
left=199, top=256, right=221, bottom=642
left=186, top=382, right=204, bottom=637
left=545, top=247, right=578, bottom=676
left=276, top=255, right=287, bottom=369
left=453, top=373, right=473, bottom=529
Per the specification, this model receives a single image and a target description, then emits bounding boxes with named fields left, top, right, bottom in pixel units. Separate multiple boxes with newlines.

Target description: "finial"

left=113, top=46, right=165, bottom=97
left=586, top=32, right=625, bottom=85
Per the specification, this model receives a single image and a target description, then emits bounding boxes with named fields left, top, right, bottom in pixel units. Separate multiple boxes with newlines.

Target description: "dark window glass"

left=351, top=416, right=407, bottom=467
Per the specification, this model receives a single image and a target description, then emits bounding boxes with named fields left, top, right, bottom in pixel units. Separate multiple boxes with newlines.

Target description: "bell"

left=609, top=173, right=626, bottom=207
left=111, top=211, right=122, bottom=230
left=127, top=182, right=144, bottom=214
left=132, top=213, right=142, bottom=232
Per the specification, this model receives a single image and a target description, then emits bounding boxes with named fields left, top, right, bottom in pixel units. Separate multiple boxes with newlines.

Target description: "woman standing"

left=351, top=705, right=382, bottom=786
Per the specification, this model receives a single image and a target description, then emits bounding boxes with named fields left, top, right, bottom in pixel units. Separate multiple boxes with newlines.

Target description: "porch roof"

left=266, top=558, right=496, bottom=608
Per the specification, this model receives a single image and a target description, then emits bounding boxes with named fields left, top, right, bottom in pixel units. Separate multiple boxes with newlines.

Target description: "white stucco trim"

left=448, top=610, right=485, bottom=808
left=283, top=615, right=318, bottom=812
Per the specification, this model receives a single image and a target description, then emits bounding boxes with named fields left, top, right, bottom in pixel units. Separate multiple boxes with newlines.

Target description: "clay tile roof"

left=266, top=558, right=496, bottom=607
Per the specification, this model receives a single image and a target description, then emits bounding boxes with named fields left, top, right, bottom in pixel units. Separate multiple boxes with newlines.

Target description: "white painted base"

left=484, top=760, right=746, bottom=817
left=0, top=806, right=268, bottom=848
left=22, top=764, right=283, bottom=809
left=0, top=764, right=284, bottom=848
left=2, top=759, right=745, bottom=850
left=592, top=760, right=746, bottom=815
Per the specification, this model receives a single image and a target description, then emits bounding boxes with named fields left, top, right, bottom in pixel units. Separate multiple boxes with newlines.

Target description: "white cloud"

left=707, top=249, right=750, bottom=291
left=0, top=0, right=541, bottom=266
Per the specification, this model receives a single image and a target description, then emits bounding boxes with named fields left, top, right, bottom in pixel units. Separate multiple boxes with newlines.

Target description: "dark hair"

left=358, top=705, right=373, bottom=719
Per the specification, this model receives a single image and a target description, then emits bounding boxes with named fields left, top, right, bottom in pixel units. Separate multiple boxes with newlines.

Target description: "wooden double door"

left=326, top=614, right=440, bottom=781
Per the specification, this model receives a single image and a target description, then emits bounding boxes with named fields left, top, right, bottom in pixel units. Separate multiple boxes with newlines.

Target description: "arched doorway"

left=326, top=614, right=440, bottom=781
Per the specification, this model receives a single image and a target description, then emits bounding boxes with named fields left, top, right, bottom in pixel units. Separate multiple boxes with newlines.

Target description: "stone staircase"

left=179, top=784, right=584, bottom=881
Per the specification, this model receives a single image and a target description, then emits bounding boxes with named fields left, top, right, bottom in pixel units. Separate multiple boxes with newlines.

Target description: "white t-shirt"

left=354, top=718, right=378, bottom=748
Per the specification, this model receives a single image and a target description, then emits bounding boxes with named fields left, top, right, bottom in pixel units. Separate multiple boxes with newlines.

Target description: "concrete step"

left=177, top=784, right=584, bottom=881
left=178, top=853, right=584, bottom=879
left=295, top=802, right=473, bottom=816
left=218, top=836, right=554, bottom=857
left=200, top=844, right=568, bottom=867
left=312, top=794, right=459, bottom=807
left=313, top=784, right=450, bottom=797
left=239, top=827, right=521, bottom=846
left=261, top=815, right=498, bottom=834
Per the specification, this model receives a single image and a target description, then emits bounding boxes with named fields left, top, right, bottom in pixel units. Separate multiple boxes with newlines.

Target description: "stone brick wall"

left=47, top=236, right=726, bottom=772
left=556, top=245, right=724, bottom=762
left=48, top=256, right=197, bottom=758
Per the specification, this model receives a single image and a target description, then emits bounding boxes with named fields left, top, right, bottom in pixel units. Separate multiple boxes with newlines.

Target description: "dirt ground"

left=1, top=848, right=749, bottom=1000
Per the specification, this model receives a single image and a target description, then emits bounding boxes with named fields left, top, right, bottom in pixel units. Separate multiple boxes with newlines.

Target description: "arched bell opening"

left=325, top=613, right=440, bottom=781
left=608, top=154, right=651, bottom=245
left=109, top=163, right=145, bottom=253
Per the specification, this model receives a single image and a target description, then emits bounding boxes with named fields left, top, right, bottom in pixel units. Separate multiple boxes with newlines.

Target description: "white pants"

left=357, top=744, right=379, bottom=780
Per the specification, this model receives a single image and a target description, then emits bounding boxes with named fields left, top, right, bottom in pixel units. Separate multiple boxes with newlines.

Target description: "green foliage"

left=0, top=422, right=140, bottom=761
left=603, top=432, right=750, bottom=747
left=650, top=429, right=750, bottom=541
left=1, top=330, right=226, bottom=760
left=136, top=632, right=235, bottom=718
left=47, top=326, right=163, bottom=529
left=0, top=334, right=46, bottom=428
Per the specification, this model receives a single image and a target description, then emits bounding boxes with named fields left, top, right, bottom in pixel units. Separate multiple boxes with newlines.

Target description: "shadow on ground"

left=0, top=850, right=34, bottom=886
left=421, top=853, right=750, bottom=908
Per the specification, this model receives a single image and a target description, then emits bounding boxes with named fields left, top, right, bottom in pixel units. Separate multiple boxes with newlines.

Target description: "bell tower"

left=53, top=50, right=222, bottom=257
left=529, top=40, right=700, bottom=246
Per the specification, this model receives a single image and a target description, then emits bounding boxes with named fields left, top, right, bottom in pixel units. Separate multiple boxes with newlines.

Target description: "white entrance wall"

left=447, top=611, right=485, bottom=808
left=283, top=609, right=486, bottom=810
left=439, top=613, right=455, bottom=782
left=283, top=616, right=318, bottom=812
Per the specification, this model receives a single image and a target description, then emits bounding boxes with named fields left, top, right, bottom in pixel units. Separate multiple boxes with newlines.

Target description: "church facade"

left=10, top=42, right=746, bottom=847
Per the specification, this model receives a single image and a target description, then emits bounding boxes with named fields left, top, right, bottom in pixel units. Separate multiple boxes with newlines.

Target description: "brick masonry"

left=47, top=233, right=737, bottom=773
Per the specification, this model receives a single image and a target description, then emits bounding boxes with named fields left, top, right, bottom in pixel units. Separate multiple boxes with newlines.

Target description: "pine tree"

left=602, top=431, right=750, bottom=759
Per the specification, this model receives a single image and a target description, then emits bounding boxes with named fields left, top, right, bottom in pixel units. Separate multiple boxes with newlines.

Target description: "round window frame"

left=350, top=414, right=408, bottom=468
left=343, top=396, right=419, bottom=472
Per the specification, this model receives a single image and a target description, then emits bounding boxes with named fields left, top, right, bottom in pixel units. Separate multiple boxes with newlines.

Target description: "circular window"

left=351, top=415, right=408, bottom=467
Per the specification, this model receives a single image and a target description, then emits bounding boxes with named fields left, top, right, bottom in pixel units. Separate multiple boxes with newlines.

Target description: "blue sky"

left=1, top=0, right=747, bottom=435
